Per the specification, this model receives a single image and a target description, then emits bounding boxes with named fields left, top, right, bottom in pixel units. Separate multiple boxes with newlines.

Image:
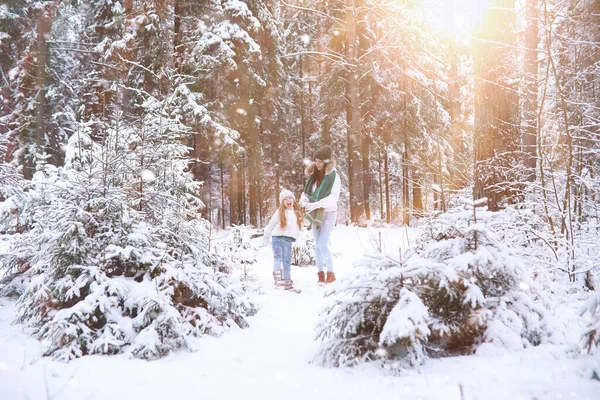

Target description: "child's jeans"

left=312, top=211, right=336, bottom=272
left=272, top=236, right=294, bottom=280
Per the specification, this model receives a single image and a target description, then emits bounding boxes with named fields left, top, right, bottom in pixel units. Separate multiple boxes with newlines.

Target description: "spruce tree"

left=314, top=199, right=545, bottom=370
left=2, top=104, right=258, bottom=360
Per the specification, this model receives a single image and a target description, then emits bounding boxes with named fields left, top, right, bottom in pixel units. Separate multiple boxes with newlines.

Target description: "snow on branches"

left=582, top=290, right=600, bottom=355
left=0, top=104, right=258, bottom=361
left=314, top=198, right=545, bottom=371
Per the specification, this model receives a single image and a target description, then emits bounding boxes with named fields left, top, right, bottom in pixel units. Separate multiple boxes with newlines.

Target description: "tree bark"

left=522, top=0, right=539, bottom=181
left=473, top=0, right=520, bottom=211
left=362, top=133, right=370, bottom=221
left=346, top=0, right=365, bottom=223
left=173, top=0, right=184, bottom=74
left=378, top=147, right=384, bottom=220
left=402, top=137, right=410, bottom=225
left=384, top=146, right=390, bottom=224
left=35, top=12, right=51, bottom=164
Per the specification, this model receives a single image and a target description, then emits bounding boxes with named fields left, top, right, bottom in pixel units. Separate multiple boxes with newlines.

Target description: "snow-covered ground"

left=0, top=225, right=599, bottom=400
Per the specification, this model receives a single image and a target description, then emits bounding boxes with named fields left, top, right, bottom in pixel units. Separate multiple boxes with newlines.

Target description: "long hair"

left=279, top=201, right=303, bottom=230
left=311, top=164, right=326, bottom=189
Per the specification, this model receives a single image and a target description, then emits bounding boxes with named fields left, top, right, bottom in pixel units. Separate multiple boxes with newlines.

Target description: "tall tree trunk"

left=229, top=163, right=241, bottom=225
left=239, top=164, right=247, bottom=225
left=346, top=0, right=365, bottom=223
left=220, top=160, right=226, bottom=229
left=522, top=0, right=539, bottom=181
left=248, top=124, right=260, bottom=226
left=34, top=11, right=51, bottom=167
left=173, top=0, right=184, bottom=74
left=207, top=164, right=213, bottom=225
left=473, top=0, right=520, bottom=211
left=362, top=134, right=370, bottom=221
left=119, top=0, right=134, bottom=114
left=402, top=83, right=410, bottom=225
left=413, top=182, right=423, bottom=217
left=543, top=1, right=575, bottom=280
left=402, top=137, right=410, bottom=225
left=384, top=147, right=391, bottom=224
left=378, top=147, right=384, bottom=220
left=446, top=46, right=465, bottom=190
left=300, top=53, right=307, bottom=161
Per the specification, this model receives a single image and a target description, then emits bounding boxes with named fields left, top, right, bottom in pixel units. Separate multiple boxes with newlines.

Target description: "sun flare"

left=422, top=0, right=490, bottom=38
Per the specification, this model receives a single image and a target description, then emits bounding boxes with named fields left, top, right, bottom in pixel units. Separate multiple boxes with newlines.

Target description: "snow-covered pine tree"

left=0, top=154, right=56, bottom=297
left=2, top=99, right=258, bottom=361
left=313, top=252, right=429, bottom=369
left=0, top=139, right=25, bottom=204
left=213, top=225, right=262, bottom=294
left=582, top=289, right=600, bottom=354
left=292, top=232, right=315, bottom=267
left=313, top=198, right=545, bottom=370
left=414, top=199, right=544, bottom=355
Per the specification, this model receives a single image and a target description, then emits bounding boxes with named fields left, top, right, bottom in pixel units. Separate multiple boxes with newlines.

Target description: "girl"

left=299, top=145, right=341, bottom=284
left=264, top=189, right=304, bottom=290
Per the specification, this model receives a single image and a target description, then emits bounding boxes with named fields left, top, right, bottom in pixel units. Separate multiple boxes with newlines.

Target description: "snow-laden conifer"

left=0, top=155, right=57, bottom=297
left=314, top=198, right=545, bottom=370
left=582, top=289, right=600, bottom=354
left=313, top=253, right=428, bottom=368
left=292, top=233, right=315, bottom=267
left=0, top=161, right=26, bottom=234
left=212, top=225, right=262, bottom=296
left=1, top=102, right=258, bottom=360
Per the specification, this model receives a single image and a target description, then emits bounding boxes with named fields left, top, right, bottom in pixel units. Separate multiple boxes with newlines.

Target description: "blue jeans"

left=312, top=211, right=336, bottom=272
left=272, top=236, right=293, bottom=280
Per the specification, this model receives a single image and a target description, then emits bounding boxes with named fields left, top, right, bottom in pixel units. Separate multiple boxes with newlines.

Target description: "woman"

left=300, top=145, right=341, bottom=284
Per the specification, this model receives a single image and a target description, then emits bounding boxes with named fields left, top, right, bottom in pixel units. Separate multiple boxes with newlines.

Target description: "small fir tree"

left=1, top=103, right=258, bottom=360
left=292, top=232, right=315, bottom=267
left=582, top=289, right=600, bottom=354
left=314, top=198, right=545, bottom=371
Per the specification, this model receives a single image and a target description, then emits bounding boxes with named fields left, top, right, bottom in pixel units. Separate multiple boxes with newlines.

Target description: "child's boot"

left=282, top=279, right=294, bottom=290
left=273, top=270, right=283, bottom=285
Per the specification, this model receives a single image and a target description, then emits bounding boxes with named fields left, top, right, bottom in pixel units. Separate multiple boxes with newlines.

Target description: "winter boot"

left=273, top=270, right=283, bottom=285
left=317, top=271, right=325, bottom=284
left=282, top=279, right=294, bottom=290
left=282, top=279, right=301, bottom=293
left=325, top=272, right=336, bottom=283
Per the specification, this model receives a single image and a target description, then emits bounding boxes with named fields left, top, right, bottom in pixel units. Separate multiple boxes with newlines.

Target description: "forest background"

left=1, top=0, right=600, bottom=329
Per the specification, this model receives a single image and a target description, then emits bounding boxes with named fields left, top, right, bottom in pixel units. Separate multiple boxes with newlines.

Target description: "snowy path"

left=1, top=226, right=599, bottom=399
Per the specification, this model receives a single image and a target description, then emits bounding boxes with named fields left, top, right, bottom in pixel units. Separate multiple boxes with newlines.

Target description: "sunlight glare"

left=423, top=0, right=490, bottom=38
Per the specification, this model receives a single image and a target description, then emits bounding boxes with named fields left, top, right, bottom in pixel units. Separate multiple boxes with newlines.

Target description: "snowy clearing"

left=0, top=226, right=598, bottom=400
